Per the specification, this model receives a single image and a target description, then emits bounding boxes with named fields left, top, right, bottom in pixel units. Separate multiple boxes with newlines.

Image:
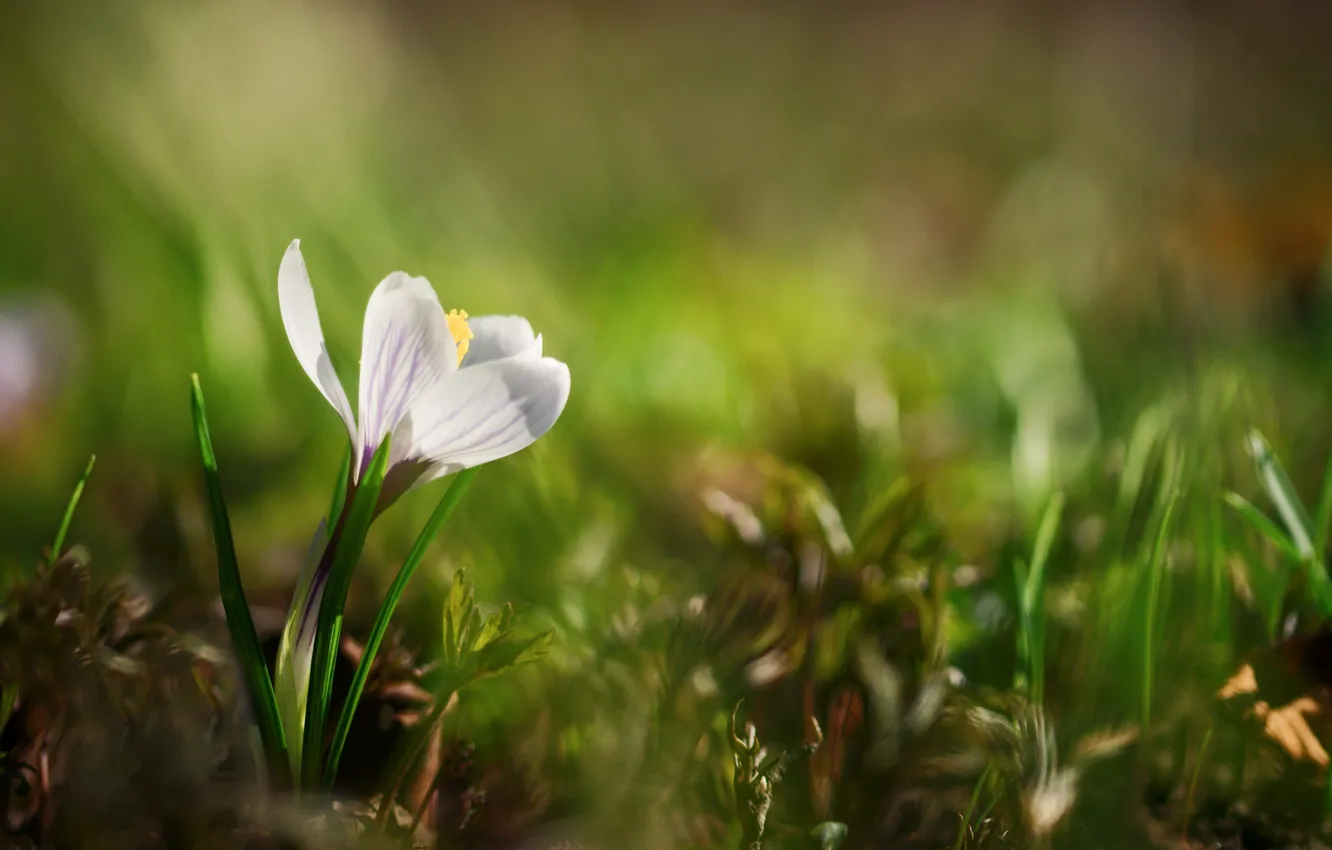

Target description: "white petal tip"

left=281, top=242, right=306, bottom=270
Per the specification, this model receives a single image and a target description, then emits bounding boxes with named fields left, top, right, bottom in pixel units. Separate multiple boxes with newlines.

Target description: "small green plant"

left=1225, top=429, right=1332, bottom=619
left=373, top=568, right=554, bottom=834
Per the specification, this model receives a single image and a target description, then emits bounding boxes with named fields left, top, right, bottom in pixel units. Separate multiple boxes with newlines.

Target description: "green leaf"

left=327, top=444, right=352, bottom=523
left=1023, top=492, right=1064, bottom=619
left=438, top=568, right=557, bottom=687
left=190, top=374, right=287, bottom=779
left=1223, top=491, right=1303, bottom=563
left=1247, top=430, right=1315, bottom=560
left=443, top=566, right=475, bottom=666
left=322, top=468, right=478, bottom=788
left=373, top=565, right=555, bottom=820
left=303, top=437, right=391, bottom=790
left=1015, top=491, right=1062, bottom=704
left=1115, top=402, right=1172, bottom=518
left=1142, top=484, right=1179, bottom=730
left=471, top=627, right=555, bottom=682
left=510, top=625, right=556, bottom=666
left=49, top=454, right=95, bottom=564
left=473, top=604, right=515, bottom=653
left=1243, top=431, right=1332, bottom=616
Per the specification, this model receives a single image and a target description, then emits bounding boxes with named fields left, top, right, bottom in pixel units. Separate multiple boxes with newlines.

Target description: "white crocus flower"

left=278, top=238, right=570, bottom=503
left=273, top=239, right=569, bottom=780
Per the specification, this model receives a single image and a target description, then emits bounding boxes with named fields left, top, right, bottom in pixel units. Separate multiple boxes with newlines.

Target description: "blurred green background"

left=4, top=0, right=1332, bottom=585
left=7, top=0, right=1332, bottom=842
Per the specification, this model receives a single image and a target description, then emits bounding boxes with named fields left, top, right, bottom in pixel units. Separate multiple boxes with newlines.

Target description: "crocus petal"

left=278, top=240, right=357, bottom=442
left=401, top=354, right=570, bottom=488
left=462, top=315, right=543, bottom=366
left=356, top=272, right=458, bottom=475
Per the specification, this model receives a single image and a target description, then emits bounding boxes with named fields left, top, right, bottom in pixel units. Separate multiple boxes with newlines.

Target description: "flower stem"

left=301, top=439, right=391, bottom=789
left=323, top=469, right=478, bottom=788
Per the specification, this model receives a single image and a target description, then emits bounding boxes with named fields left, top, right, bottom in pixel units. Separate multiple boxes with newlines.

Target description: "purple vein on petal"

left=360, top=312, right=430, bottom=477
left=296, top=506, right=348, bottom=638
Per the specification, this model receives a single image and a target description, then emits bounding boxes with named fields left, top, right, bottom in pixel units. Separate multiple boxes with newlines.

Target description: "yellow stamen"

left=446, top=309, right=473, bottom=365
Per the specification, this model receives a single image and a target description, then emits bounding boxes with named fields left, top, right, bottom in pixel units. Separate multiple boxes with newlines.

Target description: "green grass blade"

left=1222, top=491, right=1303, bottom=563
left=1113, top=402, right=1171, bottom=545
left=323, top=467, right=478, bottom=788
left=49, top=454, right=95, bottom=564
left=190, top=374, right=287, bottom=778
left=1142, top=488, right=1179, bottom=731
left=312, top=610, right=343, bottom=776
left=1240, top=431, right=1332, bottom=613
left=1246, top=429, right=1315, bottom=560
left=302, top=438, right=391, bottom=789
left=954, top=762, right=994, bottom=850
left=328, top=443, right=352, bottom=522
left=1016, top=492, right=1062, bottom=704
left=1023, top=492, right=1064, bottom=618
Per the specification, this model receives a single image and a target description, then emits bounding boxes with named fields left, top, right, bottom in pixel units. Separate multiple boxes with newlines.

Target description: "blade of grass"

left=328, top=443, right=351, bottom=522
left=1223, top=492, right=1303, bottom=563
left=1023, top=492, right=1064, bottom=617
left=1112, top=401, right=1171, bottom=551
left=1241, top=431, right=1332, bottom=615
left=190, top=374, right=287, bottom=779
left=1143, top=481, right=1180, bottom=731
left=49, top=454, right=95, bottom=564
left=953, top=762, right=994, bottom=850
left=1246, top=430, right=1315, bottom=560
left=302, top=438, right=390, bottom=789
left=1205, top=496, right=1230, bottom=644
left=1018, top=492, right=1063, bottom=705
left=323, top=467, right=478, bottom=787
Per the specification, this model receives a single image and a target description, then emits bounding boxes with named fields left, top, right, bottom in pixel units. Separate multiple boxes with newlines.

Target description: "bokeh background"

left=8, top=0, right=1332, bottom=845
left=6, top=0, right=1332, bottom=586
